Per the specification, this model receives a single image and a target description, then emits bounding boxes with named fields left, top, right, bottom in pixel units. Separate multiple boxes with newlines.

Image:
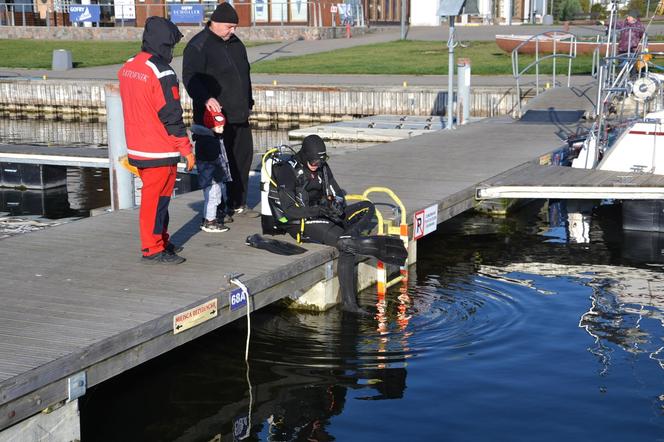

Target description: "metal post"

left=457, top=59, right=471, bottom=125
left=400, top=0, right=407, bottom=40
left=552, top=37, right=556, bottom=87
left=506, top=0, right=512, bottom=26
left=104, top=84, right=135, bottom=211
left=252, top=1, right=256, bottom=27
left=447, top=15, right=455, bottom=130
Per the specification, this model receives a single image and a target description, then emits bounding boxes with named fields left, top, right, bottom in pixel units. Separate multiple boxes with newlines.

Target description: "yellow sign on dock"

left=173, top=298, right=218, bottom=334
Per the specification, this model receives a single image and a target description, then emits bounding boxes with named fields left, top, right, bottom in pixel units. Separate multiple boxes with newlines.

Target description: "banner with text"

left=169, top=4, right=204, bottom=23
left=69, top=5, right=100, bottom=23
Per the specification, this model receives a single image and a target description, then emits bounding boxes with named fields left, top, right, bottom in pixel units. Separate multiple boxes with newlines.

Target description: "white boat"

left=572, top=72, right=664, bottom=231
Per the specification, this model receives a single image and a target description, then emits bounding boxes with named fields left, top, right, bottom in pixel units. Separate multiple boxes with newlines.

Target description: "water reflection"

left=81, top=301, right=412, bottom=441
left=0, top=167, right=109, bottom=218
left=0, top=117, right=108, bottom=147
left=477, top=199, right=664, bottom=379
left=80, top=203, right=664, bottom=440
left=0, top=116, right=309, bottom=152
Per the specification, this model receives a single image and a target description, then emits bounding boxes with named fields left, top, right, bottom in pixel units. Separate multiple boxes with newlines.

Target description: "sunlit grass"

left=252, top=40, right=595, bottom=75
left=0, top=39, right=267, bottom=69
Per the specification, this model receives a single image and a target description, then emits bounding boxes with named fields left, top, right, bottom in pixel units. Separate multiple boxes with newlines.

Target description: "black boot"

left=337, top=250, right=370, bottom=315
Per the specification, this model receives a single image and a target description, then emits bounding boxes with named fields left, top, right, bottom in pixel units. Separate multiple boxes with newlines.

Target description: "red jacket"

left=118, top=51, right=192, bottom=168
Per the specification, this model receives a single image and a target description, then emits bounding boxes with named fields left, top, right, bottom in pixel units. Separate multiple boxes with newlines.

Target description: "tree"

left=557, top=0, right=582, bottom=21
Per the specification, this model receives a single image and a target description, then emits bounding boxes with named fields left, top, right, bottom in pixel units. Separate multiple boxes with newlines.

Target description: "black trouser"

left=285, top=201, right=375, bottom=312
left=222, top=121, right=253, bottom=210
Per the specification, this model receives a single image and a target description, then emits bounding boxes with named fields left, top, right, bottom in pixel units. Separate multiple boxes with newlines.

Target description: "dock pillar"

left=446, top=15, right=456, bottom=130
left=0, top=400, right=80, bottom=442
left=457, top=59, right=471, bottom=125
left=104, top=84, right=135, bottom=211
left=292, top=261, right=340, bottom=311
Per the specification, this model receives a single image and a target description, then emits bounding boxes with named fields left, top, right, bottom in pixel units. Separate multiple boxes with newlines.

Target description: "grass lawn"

left=252, top=40, right=596, bottom=76
left=0, top=39, right=267, bottom=69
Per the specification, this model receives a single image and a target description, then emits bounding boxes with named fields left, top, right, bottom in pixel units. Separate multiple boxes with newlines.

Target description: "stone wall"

left=0, top=25, right=384, bottom=41
left=0, top=79, right=521, bottom=120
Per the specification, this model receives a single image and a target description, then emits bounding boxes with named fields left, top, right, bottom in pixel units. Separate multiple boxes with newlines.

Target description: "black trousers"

left=284, top=201, right=375, bottom=246
left=222, top=122, right=253, bottom=210
left=285, top=201, right=375, bottom=312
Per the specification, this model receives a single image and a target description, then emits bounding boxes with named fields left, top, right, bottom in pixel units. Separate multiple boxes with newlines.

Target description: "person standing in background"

left=118, top=16, right=195, bottom=264
left=183, top=2, right=256, bottom=217
left=616, top=11, right=645, bottom=55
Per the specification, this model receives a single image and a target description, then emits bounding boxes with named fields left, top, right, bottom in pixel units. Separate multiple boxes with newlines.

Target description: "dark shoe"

left=216, top=212, right=233, bottom=224
left=201, top=219, right=230, bottom=233
left=142, top=251, right=186, bottom=265
left=164, top=243, right=183, bottom=254
left=234, top=206, right=260, bottom=218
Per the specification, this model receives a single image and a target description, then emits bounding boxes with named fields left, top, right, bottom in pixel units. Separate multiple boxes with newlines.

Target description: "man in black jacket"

left=182, top=2, right=255, bottom=216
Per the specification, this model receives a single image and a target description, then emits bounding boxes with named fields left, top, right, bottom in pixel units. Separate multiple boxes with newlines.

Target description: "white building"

left=409, top=0, right=552, bottom=26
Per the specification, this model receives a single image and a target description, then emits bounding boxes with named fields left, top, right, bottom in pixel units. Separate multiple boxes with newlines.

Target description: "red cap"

left=204, top=109, right=225, bottom=134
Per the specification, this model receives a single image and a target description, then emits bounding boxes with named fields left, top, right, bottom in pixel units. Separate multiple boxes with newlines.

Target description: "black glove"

left=319, top=206, right=344, bottom=224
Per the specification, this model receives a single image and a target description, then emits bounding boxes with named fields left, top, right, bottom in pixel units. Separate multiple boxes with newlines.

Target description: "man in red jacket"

left=118, top=16, right=195, bottom=265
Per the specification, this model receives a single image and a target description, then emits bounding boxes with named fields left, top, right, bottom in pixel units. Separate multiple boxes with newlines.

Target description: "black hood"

left=297, top=135, right=327, bottom=164
left=141, top=17, right=183, bottom=63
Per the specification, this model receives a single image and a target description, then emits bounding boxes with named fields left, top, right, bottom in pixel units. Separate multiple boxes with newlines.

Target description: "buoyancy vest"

left=260, top=151, right=335, bottom=235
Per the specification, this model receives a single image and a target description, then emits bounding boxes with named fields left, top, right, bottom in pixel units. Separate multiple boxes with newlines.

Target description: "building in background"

left=1, top=0, right=619, bottom=29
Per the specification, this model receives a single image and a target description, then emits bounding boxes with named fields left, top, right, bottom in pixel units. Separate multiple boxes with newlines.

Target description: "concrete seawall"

left=0, top=79, right=524, bottom=121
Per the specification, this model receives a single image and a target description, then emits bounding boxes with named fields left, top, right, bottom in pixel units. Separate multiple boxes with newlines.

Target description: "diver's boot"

left=337, top=235, right=408, bottom=267
left=337, top=250, right=370, bottom=316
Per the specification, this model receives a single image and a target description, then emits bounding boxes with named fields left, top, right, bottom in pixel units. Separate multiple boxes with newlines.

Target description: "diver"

left=265, top=134, right=408, bottom=314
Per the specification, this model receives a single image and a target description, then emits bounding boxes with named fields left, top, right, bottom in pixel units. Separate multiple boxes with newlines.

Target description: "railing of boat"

left=511, top=31, right=578, bottom=118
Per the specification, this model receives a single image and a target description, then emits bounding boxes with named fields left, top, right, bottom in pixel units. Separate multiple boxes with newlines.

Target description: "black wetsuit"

left=274, top=155, right=374, bottom=246
left=274, top=155, right=375, bottom=312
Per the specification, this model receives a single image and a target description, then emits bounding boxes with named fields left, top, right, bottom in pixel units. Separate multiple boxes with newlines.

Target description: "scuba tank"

left=261, top=146, right=294, bottom=235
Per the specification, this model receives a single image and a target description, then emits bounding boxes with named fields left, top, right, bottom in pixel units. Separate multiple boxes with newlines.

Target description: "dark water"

left=0, top=167, right=110, bottom=218
left=79, top=202, right=664, bottom=442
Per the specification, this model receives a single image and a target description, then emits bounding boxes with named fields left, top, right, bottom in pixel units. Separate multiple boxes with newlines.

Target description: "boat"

left=496, top=34, right=664, bottom=55
left=571, top=69, right=664, bottom=231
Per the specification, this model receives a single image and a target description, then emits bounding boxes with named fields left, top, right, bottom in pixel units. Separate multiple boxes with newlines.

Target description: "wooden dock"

left=0, top=116, right=582, bottom=434
left=477, top=163, right=664, bottom=200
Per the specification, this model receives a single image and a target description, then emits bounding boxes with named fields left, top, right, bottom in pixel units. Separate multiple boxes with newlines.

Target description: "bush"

left=579, top=0, right=591, bottom=13
left=558, top=0, right=583, bottom=21
left=590, top=3, right=607, bottom=20
left=621, top=0, right=647, bottom=18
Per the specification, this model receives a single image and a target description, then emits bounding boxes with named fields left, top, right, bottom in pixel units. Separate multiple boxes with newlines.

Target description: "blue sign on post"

left=229, top=287, right=247, bottom=311
left=169, top=5, right=204, bottom=24
left=69, top=5, right=101, bottom=23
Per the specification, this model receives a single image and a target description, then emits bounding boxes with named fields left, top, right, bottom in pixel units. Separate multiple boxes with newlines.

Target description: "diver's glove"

left=319, top=206, right=344, bottom=224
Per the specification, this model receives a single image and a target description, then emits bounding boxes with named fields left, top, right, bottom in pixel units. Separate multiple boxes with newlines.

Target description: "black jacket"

left=274, top=157, right=344, bottom=221
left=182, top=26, right=254, bottom=125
